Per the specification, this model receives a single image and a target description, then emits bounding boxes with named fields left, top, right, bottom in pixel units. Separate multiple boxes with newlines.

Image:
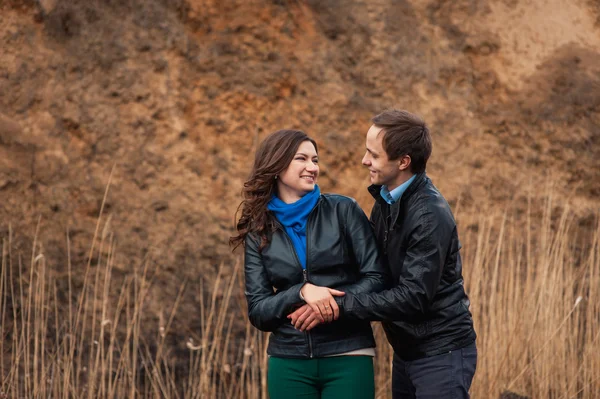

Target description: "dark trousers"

left=268, top=355, right=375, bottom=398
left=392, top=342, right=477, bottom=399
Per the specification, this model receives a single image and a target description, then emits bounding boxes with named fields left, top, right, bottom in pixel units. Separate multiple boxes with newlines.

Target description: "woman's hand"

left=288, top=304, right=322, bottom=331
left=300, top=283, right=345, bottom=322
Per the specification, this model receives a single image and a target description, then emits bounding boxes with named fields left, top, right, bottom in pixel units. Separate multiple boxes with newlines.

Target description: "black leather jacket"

left=338, top=174, right=476, bottom=360
left=244, top=194, right=389, bottom=358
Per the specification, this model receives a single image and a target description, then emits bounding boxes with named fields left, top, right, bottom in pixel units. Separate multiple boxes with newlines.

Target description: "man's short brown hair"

left=372, top=109, right=432, bottom=174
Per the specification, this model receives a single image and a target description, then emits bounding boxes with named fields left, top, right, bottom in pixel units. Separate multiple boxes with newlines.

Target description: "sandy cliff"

left=1, top=0, right=599, bottom=368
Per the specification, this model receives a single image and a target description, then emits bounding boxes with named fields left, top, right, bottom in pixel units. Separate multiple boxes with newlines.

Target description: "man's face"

left=362, top=124, right=403, bottom=189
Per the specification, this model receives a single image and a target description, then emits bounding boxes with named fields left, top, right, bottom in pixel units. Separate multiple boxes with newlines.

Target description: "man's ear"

left=398, top=155, right=411, bottom=171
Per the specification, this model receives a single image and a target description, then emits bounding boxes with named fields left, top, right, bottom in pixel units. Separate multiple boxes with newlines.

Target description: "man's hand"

left=300, top=283, right=345, bottom=322
left=288, top=304, right=322, bottom=331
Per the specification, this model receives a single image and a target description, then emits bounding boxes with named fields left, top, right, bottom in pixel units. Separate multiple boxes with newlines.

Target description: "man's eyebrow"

left=366, top=147, right=378, bottom=155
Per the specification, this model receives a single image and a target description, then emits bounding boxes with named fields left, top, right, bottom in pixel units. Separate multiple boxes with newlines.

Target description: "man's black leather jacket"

left=244, top=194, right=388, bottom=358
left=338, top=174, right=476, bottom=360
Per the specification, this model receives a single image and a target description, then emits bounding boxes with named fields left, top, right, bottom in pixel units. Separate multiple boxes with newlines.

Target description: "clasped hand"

left=287, top=283, right=345, bottom=331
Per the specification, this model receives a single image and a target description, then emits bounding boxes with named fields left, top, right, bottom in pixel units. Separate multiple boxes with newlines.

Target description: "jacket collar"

left=368, top=173, right=428, bottom=227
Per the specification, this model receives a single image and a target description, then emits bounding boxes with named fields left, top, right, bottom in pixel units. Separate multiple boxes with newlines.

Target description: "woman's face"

left=276, top=140, right=319, bottom=203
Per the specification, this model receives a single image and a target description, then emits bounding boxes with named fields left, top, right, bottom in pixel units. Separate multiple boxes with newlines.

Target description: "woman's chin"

left=299, top=184, right=315, bottom=194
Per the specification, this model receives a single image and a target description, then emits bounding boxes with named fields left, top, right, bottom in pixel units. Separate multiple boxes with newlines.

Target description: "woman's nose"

left=306, top=162, right=318, bottom=171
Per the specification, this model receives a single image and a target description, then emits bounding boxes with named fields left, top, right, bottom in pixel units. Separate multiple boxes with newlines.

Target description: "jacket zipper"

left=303, top=268, right=313, bottom=358
left=278, top=231, right=313, bottom=357
left=274, top=202, right=319, bottom=359
left=305, top=208, right=316, bottom=359
left=379, top=204, right=391, bottom=255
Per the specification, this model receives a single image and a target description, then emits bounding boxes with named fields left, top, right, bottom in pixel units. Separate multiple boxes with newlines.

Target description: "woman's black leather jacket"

left=244, top=194, right=388, bottom=358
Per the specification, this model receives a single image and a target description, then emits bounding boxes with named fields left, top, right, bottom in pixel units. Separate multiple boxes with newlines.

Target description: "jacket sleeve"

left=334, top=200, right=389, bottom=295
left=338, top=205, right=452, bottom=321
left=244, top=234, right=304, bottom=332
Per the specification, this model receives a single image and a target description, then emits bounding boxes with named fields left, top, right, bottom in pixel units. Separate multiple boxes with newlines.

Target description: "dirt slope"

left=1, top=0, right=599, bottom=369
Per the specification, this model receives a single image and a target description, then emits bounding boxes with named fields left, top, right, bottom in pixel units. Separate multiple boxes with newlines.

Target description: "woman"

left=230, top=129, right=388, bottom=398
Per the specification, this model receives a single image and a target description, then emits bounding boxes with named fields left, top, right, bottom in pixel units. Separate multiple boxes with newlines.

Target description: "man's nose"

left=362, top=154, right=370, bottom=166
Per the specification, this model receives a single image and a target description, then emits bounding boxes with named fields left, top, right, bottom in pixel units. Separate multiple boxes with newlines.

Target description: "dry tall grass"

left=1, top=190, right=598, bottom=398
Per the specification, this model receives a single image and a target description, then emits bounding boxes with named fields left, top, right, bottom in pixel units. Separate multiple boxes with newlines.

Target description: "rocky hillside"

left=1, top=0, right=599, bottom=354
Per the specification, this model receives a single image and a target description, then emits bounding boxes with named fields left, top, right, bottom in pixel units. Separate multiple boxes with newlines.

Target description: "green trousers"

left=267, top=356, right=375, bottom=399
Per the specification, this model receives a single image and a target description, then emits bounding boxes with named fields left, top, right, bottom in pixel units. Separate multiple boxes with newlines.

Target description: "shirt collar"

left=380, top=174, right=416, bottom=205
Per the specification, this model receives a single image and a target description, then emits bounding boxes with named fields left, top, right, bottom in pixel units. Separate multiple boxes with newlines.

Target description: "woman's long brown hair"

left=230, top=129, right=318, bottom=251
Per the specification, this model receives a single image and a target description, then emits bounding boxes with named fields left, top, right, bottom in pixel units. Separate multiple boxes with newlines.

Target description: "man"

left=290, top=109, right=477, bottom=398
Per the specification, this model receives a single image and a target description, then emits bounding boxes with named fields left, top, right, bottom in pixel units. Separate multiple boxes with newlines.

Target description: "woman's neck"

left=277, top=188, right=303, bottom=204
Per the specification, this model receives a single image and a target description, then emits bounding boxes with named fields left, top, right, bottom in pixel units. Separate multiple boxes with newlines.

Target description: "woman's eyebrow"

left=295, top=152, right=317, bottom=157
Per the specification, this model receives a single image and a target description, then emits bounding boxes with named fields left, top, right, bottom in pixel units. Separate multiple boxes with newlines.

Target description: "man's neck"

left=386, top=173, right=415, bottom=192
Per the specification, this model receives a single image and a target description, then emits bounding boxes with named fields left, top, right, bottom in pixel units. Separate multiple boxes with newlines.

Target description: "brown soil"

left=1, top=0, right=599, bottom=373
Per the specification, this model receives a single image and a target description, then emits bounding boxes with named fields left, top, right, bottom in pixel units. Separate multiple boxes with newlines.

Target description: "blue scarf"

left=267, top=186, right=321, bottom=270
